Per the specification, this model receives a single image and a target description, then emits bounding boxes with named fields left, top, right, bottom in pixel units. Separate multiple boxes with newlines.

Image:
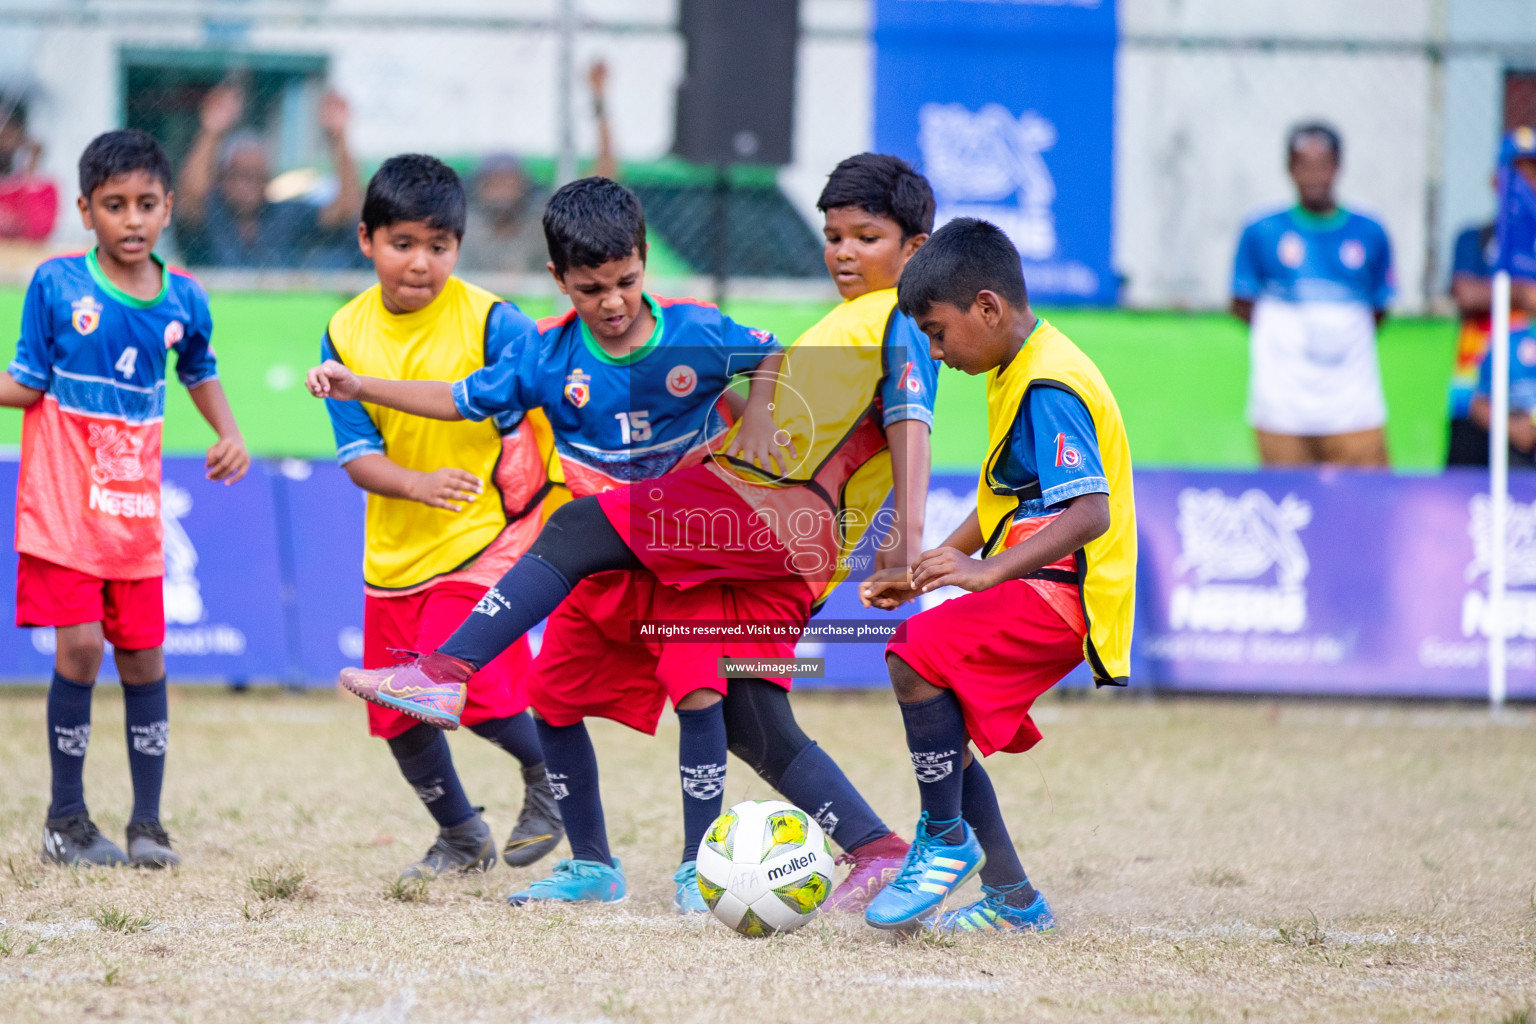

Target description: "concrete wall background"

left=2, top=0, right=1533, bottom=309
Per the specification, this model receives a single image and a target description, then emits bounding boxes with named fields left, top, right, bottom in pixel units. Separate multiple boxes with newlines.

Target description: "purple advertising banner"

left=0, top=458, right=291, bottom=681
left=1135, top=467, right=1536, bottom=698
left=0, top=460, right=1531, bottom=699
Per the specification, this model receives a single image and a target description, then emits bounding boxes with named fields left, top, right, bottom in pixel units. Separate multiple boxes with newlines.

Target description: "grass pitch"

left=0, top=687, right=1532, bottom=1023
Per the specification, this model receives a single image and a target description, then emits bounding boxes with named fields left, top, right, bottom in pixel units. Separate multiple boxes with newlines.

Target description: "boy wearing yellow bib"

left=861, top=219, right=1135, bottom=935
left=322, top=156, right=563, bottom=879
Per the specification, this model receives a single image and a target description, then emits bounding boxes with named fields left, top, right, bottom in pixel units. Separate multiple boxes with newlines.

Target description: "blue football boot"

left=864, top=813, right=985, bottom=931
left=672, top=860, right=709, bottom=915
left=931, top=883, right=1057, bottom=935
left=506, top=857, right=626, bottom=906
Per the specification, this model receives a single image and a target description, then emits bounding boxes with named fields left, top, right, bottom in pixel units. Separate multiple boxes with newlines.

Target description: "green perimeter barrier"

left=0, top=288, right=1459, bottom=471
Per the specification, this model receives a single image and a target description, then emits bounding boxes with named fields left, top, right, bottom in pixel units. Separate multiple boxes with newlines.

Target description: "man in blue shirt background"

left=1231, top=123, right=1395, bottom=468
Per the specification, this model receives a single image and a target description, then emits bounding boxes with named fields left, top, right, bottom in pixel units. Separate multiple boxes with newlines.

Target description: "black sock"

left=46, top=671, right=94, bottom=820
left=776, top=742, right=888, bottom=853
left=122, top=677, right=169, bottom=825
left=961, top=759, right=1033, bottom=901
left=439, top=497, right=640, bottom=669
left=387, top=725, right=475, bottom=828
left=534, top=718, right=611, bottom=866
left=676, top=703, right=727, bottom=863
left=438, top=556, right=571, bottom=670
left=898, top=691, right=967, bottom=844
left=469, top=712, right=543, bottom=768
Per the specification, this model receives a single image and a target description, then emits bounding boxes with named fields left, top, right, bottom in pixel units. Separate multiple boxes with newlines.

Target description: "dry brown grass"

left=0, top=686, right=1533, bottom=1023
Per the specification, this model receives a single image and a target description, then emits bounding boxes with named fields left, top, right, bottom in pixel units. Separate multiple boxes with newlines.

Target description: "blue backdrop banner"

left=873, top=0, right=1118, bottom=305
left=0, top=458, right=291, bottom=682
left=1, top=460, right=1533, bottom=700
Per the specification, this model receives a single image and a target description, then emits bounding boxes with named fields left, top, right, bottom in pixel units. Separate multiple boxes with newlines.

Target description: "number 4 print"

left=114, top=347, right=139, bottom=379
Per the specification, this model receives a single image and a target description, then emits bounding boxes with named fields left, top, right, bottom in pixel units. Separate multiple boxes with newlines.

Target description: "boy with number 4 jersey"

left=1, top=130, right=250, bottom=868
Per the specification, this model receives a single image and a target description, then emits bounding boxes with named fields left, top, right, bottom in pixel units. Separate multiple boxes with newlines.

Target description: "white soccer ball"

left=695, top=799, right=835, bottom=937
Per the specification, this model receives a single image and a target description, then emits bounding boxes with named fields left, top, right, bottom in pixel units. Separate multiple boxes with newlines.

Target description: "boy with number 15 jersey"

left=311, top=176, right=911, bottom=912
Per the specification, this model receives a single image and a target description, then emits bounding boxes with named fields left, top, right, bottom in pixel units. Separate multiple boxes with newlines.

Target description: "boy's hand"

left=727, top=408, right=797, bottom=478
left=307, top=360, right=362, bottom=401
left=911, top=546, right=997, bottom=594
left=859, top=566, right=919, bottom=610
left=407, top=468, right=483, bottom=512
left=205, top=435, right=250, bottom=485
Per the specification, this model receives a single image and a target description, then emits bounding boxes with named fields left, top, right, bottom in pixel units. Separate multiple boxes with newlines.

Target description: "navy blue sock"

left=122, top=677, right=169, bottom=825
left=961, top=759, right=1033, bottom=898
left=535, top=718, right=611, bottom=866
left=46, top=671, right=94, bottom=820
left=898, top=691, right=967, bottom=844
left=438, top=556, right=571, bottom=669
left=676, top=702, right=727, bottom=864
left=776, top=742, right=889, bottom=853
left=386, top=725, right=476, bottom=829
left=469, top=712, right=544, bottom=769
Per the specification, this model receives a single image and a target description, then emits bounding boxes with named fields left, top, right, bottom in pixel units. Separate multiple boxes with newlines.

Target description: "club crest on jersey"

left=666, top=364, right=697, bottom=397
left=71, top=296, right=103, bottom=336
left=564, top=368, right=592, bottom=408
left=897, top=361, right=924, bottom=395
left=1054, top=432, right=1082, bottom=468
left=164, top=319, right=185, bottom=348
left=748, top=328, right=776, bottom=345
left=1338, top=238, right=1366, bottom=270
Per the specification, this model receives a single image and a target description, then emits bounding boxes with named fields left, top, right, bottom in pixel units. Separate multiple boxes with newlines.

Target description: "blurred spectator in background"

left=457, top=60, right=616, bottom=275
left=0, top=92, right=42, bottom=175
left=1443, top=130, right=1536, bottom=466
left=175, top=81, right=362, bottom=268
left=1461, top=132, right=1536, bottom=468
left=0, top=92, right=57, bottom=242
left=1231, top=123, right=1395, bottom=468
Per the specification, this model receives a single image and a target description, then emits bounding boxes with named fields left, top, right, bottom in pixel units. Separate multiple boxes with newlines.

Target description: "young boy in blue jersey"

left=1231, top=123, right=1395, bottom=467
left=0, top=130, right=250, bottom=867
left=859, top=219, right=1136, bottom=936
left=320, top=155, right=564, bottom=880
left=309, top=175, right=913, bottom=911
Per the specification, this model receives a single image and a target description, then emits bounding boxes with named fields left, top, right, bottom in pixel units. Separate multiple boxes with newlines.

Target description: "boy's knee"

left=885, top=652, right=943, bottom=704
left=676, top=687, right=723, bottom=712
left=114, top=645, right=166, bottom=685
left=55, top=631, right=105, bottom=679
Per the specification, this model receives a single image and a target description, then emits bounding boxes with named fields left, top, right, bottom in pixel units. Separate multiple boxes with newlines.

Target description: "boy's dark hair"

left=542, top=177, right=647, bottom=277
left=78, top=129, right=173, bottom=199
left=816, top=153, right=935, bottom=241
left=897, top=218, right=1027, bottom=319
left=1287, top=122, right=1342, bottom=164
left=362, top=154, right=467, bottom=239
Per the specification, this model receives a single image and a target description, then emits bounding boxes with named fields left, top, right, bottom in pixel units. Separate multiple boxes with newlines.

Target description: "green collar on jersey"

left=1289, top=205, right=1350, bottom=231
left=87, top=248, right=170, bottom=309
left=578, top=292, right=664, bottom=366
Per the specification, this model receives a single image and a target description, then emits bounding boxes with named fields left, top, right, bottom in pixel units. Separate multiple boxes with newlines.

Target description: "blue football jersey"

left=1232, top=206, right=1395, bottom=308
left=451, top=293, right=779, bottom=496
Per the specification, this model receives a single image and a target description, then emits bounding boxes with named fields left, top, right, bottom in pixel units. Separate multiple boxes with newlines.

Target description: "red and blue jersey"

left=449, top=294, right=778, bottom=497
left=9, top=250, right=217, bottom=579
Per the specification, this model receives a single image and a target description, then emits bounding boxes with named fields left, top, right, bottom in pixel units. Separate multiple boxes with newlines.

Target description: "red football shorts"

left=16, top=552, right=165, bottom=649
left=886, top=579, right=1086, bottom=756
left=529, top=570, right=802, bottom=735
left=363, top=580, right=531, bottom=740
left=594, top=464, right=803, bottom=589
